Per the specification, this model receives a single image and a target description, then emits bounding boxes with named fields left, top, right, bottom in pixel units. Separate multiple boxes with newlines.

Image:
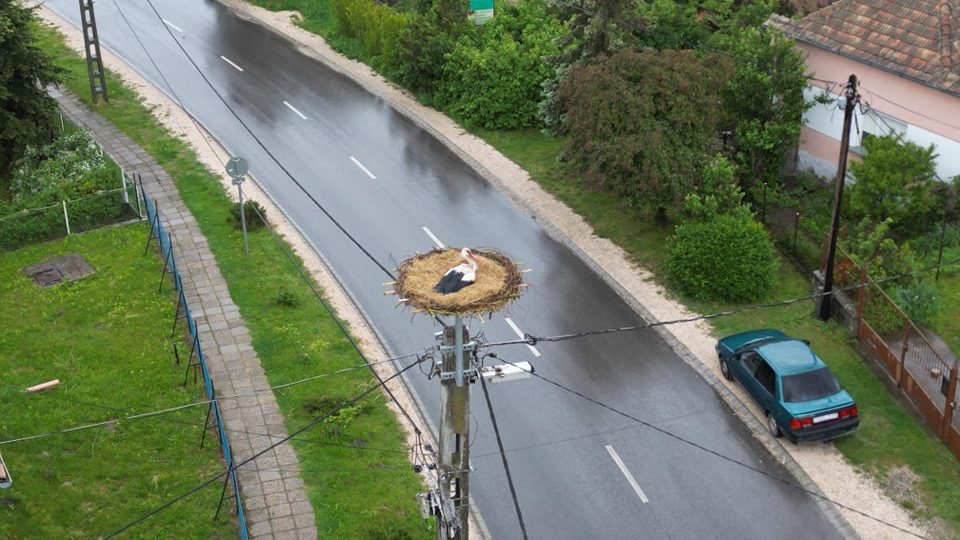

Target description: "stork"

left=433, top=247, right=480, bottom=294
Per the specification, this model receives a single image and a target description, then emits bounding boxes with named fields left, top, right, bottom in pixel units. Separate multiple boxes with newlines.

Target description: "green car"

left=717, top=329, right=859, bottom=443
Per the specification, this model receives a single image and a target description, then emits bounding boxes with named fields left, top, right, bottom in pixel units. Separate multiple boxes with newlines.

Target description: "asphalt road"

left=46, top=1, right=844, bottom=538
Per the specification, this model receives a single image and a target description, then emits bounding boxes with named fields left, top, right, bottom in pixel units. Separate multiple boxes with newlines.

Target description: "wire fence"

left=141, top=181, right=249, bottom=539
left=0, top=170, right=141, bottom=252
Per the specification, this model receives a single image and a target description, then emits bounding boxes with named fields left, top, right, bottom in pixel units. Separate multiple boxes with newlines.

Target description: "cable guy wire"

left=478, top=254, right=960, bottom=350
left=0, top=352, right=422, bottom=446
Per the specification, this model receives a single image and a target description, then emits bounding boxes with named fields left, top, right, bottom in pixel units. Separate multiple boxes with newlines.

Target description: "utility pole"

left=79, top=0, right=108, bottom=103
left=819, top=74, right=859, bottom=321
left=437, top=318, right=473, bottom=540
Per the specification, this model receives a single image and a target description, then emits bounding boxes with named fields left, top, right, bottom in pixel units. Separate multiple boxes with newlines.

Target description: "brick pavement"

left=53, top=87, right=316, bottom=539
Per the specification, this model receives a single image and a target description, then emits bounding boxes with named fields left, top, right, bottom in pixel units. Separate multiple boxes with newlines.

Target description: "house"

left=769, top=0, right=960, bottom=181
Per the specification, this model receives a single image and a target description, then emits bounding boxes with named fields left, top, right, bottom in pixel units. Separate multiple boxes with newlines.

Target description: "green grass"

left=36, top=21, right=430, bottom=539
left=0, top=224, right=234, bottom=539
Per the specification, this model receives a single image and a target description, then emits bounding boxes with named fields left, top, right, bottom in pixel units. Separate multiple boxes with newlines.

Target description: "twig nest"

left=393, top=248, right=524, bottom=317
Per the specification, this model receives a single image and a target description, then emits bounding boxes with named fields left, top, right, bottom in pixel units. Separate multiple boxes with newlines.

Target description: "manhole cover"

left=23, top=253, right=96, bottom=288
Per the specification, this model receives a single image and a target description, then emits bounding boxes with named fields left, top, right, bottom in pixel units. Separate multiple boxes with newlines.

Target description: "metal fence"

left=823, top=245, right=960, bottom=461
left=141, top=182, right=249, bottom=539
left=0, top=171, right=141, bottom=252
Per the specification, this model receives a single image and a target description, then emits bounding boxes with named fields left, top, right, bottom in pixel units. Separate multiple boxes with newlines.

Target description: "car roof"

left=755, top=339, right=826, bottom=375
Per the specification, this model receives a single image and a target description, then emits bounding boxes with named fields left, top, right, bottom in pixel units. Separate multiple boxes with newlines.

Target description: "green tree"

left=848, top=134, right=940, bottom=238
left=712, top=25, right=809, bottom=190
left=538, top=0, right=643, bottom=132
left=556, top=48, right=731, bottom=213
left=0, top=1, right=63, bottom=178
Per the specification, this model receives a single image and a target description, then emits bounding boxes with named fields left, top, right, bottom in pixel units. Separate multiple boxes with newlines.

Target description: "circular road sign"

left=225, top=156, right=249, bottom=179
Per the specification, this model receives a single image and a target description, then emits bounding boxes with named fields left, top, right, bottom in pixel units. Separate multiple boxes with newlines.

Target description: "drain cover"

left=23, top=253, right=95, bottom=288
left=32, top=268, right=64, bottom=287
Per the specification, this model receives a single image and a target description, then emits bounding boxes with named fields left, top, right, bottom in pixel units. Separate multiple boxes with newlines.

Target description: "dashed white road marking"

left=422, top=227, right=445, bottom=249
left=605, top=445, right=649, bottom=504
left=162, top=19, right=184, bottom=33
left=350, top=156, right=376, bottom=180
left=505, top=317, right=542, bottom=357
left=219, top=55, right=244, bottom=72
left=283, top=101, right=308, bottom=120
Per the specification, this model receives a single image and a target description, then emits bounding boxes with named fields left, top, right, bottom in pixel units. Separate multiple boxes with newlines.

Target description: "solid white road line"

left=162, top=19, right=184, bottom=33
left=350, top=156, right=377, bottom=180
left=283, top=101, right=308, bottom=120
left=422, top=227, right=446, bottom=249
left=219, top=56, right=244, bottom=72
left=605, top=445, right=649, bottom=504
left=504, top=317, right=542, bottom=357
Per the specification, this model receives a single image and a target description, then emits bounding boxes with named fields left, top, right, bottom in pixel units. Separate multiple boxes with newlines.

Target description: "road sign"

left=225, top=156, right=248, bottom=179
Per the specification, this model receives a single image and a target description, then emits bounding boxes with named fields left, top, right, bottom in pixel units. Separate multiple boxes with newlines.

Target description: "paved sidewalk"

left=54, top=88, right=316, bottom=539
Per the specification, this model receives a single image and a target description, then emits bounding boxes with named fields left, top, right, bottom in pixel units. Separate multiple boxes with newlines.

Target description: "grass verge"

left=0, top=223, right=234, bottom=539
left=36, top=22, right=430, bottom=539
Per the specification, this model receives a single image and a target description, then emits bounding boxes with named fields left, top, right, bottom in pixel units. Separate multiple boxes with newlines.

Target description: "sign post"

left=225, top=157, right=250, bottom=255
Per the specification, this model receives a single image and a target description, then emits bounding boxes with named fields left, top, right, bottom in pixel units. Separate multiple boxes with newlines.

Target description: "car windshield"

left=781, top=368, right=842, bottom=402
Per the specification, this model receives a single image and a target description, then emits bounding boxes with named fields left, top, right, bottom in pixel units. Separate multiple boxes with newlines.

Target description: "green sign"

left=469, top=0, right=493, bottom=24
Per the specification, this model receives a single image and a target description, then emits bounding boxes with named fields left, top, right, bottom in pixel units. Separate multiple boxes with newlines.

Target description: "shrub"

left=667, top=213, right=778, bottom=302
left=891, top=282, right=940, bottom=327
left=276, top=288, right=301, bottom=308
left=387, top=0, right=469, bottom=95
left=9, top=130, right=109, bottom=203
left=863, top=291, right=905, bottom=336
left=434, top=0, right=563, bottom=129
left=229, top=200, right=267, bottom=231
left=329, top=0, right=409, bottom=59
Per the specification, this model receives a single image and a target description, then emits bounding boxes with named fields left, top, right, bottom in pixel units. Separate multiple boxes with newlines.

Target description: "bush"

left=9, top=130, right=110, bottom=203
left=230, top=200, right=267, bottom=231
left=329, top=0, right=409, bottom=59
left=891, top=282, right=940, bottom=327
left=667, top=213, right=778, bottom=302
left=863, top=291, right=905, bottom=336
left=435, top=0, right=563, bottom=129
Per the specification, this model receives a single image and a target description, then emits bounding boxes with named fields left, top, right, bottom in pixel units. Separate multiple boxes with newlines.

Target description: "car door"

left=736, top=351, right=765, bottom=402
left=752, top=359, right=778, bottom=412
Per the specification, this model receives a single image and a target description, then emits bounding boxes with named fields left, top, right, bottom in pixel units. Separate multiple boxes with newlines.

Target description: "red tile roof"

left=769, top=0, right=960, bottom=95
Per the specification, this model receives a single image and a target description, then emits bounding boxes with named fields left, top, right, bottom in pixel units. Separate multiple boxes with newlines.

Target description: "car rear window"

left=781, top=368, right=842, bottom=402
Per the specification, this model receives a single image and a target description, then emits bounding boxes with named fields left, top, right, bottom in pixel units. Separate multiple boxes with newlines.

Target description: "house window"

left=860, top=109, right=907, bottom=145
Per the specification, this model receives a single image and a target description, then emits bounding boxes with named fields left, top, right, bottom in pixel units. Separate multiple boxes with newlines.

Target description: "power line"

left=478, top=373, right=529, bottom=539
left=0, top=352, right=422, bottom=446
left=491, top=356, right=930, bottom=540
left=478, top=254, right=960, bottom=350
left=106, top=0, right=432, bottom=442
left=140, top=0, right=399, bottom=285
left=101, top=355, right=424, bottom=538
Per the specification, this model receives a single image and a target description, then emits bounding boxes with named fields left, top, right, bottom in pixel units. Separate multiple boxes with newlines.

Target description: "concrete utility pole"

left=819, top=74, right=859, bottom=321
left=79, top=0, right=108, bottom=103
left=437, top=319, right=473, bottom=539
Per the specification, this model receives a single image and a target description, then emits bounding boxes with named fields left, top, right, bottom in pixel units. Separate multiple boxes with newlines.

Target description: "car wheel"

left=766, top=412, right=782, bottom=438
left=719, top=356, right=733, bottom=381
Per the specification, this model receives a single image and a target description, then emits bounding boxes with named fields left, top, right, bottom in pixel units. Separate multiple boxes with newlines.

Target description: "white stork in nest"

left=433, top=247, right=480, bottom=294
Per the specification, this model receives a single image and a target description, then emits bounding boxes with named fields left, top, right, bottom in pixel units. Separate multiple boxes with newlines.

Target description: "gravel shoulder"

left=40, top=1, right=933, bottom=537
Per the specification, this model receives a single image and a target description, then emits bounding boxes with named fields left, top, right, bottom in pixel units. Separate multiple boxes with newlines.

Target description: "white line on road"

left=283, top=101, right=308, bottom=120
left=350, top=156, right=377, bottom=180
left=422, top=227, right=445, bottom=249
left=162, top=19, right=184, bottom=33
left=219, top=56, right=244, bottom=72
left=605, top=445, right=649, bottom=503
left=505, top=317, right=542, bottom=357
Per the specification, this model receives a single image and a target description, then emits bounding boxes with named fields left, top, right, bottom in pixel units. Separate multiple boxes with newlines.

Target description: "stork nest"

left=392, top=248, right=524, bottom=317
